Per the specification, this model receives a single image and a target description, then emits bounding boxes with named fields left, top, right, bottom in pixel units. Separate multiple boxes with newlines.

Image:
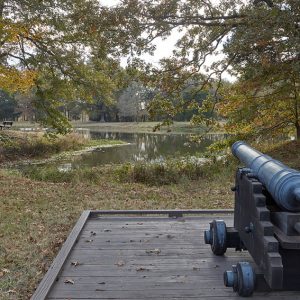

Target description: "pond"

left=15, top=127, right=229, bottom=170
left=55, top=129, right=228, bottom=169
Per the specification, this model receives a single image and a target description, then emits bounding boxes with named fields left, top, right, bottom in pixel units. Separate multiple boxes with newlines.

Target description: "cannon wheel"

left=211, top=220, right=227, bottom=255
left=236, top=262, right=255, bottom=297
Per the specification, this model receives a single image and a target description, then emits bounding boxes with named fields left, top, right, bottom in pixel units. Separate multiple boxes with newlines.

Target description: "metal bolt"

left=244, top=222, right=254, bottom=233
left=204, top=230, right=211, bottom=244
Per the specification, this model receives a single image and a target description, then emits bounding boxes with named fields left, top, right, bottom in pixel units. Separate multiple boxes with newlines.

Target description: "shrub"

left=114, top=157, right=211, bottom=185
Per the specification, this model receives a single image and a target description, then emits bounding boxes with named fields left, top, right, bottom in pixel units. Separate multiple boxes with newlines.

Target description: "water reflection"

left=66, top=130, right=229, bottom=168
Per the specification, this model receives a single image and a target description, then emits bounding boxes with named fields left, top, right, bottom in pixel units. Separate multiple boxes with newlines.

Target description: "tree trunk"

left=297, top=123, right=300, bottom=140
left=0, top=1, right=5, bottom=17
left=100, top=112, right=105, bottom=123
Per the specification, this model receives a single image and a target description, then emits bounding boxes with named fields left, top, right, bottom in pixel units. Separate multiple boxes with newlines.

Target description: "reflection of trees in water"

left=75, top=128, right=91, bottom=139
left=72, top=130, right=228, bottom=166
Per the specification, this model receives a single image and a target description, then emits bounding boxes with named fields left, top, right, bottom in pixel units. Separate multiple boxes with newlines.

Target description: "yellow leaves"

left=0, top=67, right=37, bottom=93
left=0, top=20, right=28, bottom=43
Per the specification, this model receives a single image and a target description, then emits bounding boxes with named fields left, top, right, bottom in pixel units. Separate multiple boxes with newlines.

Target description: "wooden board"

left=31, top=210, right=300, bottom=299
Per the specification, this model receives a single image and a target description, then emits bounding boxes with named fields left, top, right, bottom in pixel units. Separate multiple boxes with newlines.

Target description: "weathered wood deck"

left=32, top=210, right=300, bottom=299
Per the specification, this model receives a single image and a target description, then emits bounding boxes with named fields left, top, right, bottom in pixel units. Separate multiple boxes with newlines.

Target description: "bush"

left=21, top=165, right=106, bottom=184
left=115, top=157, right=212, bottom=185
left=0, top=132, right=86, bottom=162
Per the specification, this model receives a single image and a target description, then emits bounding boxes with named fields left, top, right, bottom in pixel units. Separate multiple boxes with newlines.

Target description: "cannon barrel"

left=232, top=141, right=300, bottom=212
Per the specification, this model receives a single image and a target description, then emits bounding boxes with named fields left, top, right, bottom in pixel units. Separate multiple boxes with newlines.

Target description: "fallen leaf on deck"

left=64, top=278, right=75, bottom=284
left=71, top=261, right=81, bottom=267
left=146, top=248, right=161, bottom=255
left=166, top=234, right=175, bottom=239
left=115, top=260, right=125, bottom=267
left=136, top=267, right=149, bottom=272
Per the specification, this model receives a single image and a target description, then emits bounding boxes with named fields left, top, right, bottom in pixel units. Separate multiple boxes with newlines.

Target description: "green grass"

left=115, top=157, right=213, bottom=185
left=86, top=139, right=126, bottom=147
left=71, top=121, right=207, bottom=134
left=12, top=121, right=207, bottom=134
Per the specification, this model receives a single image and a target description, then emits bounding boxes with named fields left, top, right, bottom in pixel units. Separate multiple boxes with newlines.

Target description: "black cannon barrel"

left=232, top=141, right=300, bottom=212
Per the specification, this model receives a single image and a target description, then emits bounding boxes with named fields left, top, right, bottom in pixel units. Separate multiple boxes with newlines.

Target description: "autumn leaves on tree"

left=0, top=0, right=299, bottom=139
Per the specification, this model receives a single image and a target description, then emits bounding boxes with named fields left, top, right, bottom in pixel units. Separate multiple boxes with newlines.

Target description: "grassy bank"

left=13, top=121, right=209, bottom=134
left=0, top=131, right=125, bottom=164
left=0, top=139, right=299, bottom=299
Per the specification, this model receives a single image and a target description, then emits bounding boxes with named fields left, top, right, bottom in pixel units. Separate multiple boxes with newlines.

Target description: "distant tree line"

left=0, top=81, right=210, bottom=123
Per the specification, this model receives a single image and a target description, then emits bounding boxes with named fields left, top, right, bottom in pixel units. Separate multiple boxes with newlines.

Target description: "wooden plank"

left=64, top=254, right=250, bottom=266
left=89, top=209, right=234, bottom=218
left=47, top=287, right=300, bottom=299
left=31, top=210, right=91, bottom=300
left=34, top=212, right=300, bottom=299
left=47, top=296, right=300, bottom=300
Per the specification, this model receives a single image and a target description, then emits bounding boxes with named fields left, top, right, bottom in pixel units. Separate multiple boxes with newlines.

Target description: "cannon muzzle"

left=232, top=141, right=300, bottom=212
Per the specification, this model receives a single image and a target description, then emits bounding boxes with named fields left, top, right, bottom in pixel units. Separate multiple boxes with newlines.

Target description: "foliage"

left=0, top=132, right=86, bottom=162
left=115, top=0, right=300, bottom=139
left=117, top=81, right=153, bottom=122
left=21, top=165, right=104, bottom=183
left=115, top=157, right=211, bottom=185
left=0, top=90, right=17, bottom=120
left=0, top=0, right=132, bottom=133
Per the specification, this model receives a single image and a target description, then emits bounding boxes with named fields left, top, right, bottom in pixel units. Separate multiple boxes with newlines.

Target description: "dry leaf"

left=115, top=260, right=125, bottom=267
left=166, top=234, right=175, bottom=239
left=64, top=278, right=75, bottom=284
left=136, top=267, right=149, bottom=272
left=71, top=261, right=81, bottom=267
left=146, top=248, right=161, bottom=255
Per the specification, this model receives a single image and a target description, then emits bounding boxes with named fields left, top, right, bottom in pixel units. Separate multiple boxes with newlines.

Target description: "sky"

left=100, top=0, right=235, bottom=81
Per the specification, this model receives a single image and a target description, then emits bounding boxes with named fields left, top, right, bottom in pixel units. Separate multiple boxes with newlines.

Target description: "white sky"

left=100, top=0, right=235, bottom=81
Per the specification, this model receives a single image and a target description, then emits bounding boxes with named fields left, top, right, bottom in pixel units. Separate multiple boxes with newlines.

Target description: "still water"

left=61, top=129, right=228, bottom=168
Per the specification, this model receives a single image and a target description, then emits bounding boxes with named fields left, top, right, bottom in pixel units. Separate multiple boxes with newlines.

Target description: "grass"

left=0, top=131, right=126, bottom=164
left=86, top=139, right=126, bottom=147
left=73, top=121, right=208, bottom=134
left=114, top=157, right=215, bottom=185
left=0, top=139, right=300, bottom=299
left=13, top=121, right=209, bottom=134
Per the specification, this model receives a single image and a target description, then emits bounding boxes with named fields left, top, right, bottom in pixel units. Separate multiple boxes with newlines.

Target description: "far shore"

left=12, top=121, right=225, bottom=135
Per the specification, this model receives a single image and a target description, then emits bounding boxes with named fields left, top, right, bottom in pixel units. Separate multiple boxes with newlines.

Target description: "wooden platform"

left=32, top=210, right=300, bottom=299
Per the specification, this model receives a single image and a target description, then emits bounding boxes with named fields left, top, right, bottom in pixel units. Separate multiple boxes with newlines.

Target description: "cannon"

left=204, top=141, right=300, bottom=296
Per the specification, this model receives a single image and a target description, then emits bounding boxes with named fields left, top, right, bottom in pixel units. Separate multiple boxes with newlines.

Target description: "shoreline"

left=1, top=142, right=130, bottom=168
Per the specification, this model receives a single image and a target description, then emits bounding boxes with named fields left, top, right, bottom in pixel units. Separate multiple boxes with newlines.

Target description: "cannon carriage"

left=205, top=141, right=300, bottom=297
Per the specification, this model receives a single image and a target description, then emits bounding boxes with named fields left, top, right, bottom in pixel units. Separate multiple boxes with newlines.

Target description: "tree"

left=0, top=90, right=17, bottom=120
left=0, top=0, right=132, bottom=133
left=114, top=0, right=300, bottom=138
left=117, top=81, right=152, bottom=122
